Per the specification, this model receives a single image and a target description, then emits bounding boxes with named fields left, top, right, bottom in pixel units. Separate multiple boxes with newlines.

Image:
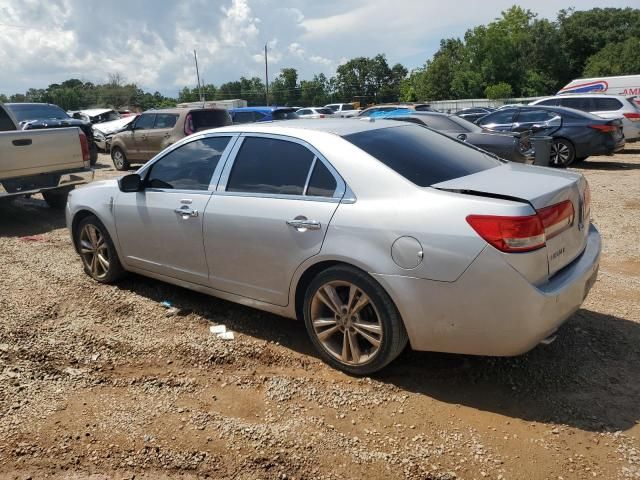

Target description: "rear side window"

left=226, top=137, right=315, bottom=195
left=516, top=110, right=558, bottom=122
left=190, top=110, right=231, bottom=130
left=154, top=114, right=178, bottom=129
left=344, top=125, right=501, bottom=187
left=558, top=97, right=592, bottom=110
left=307, top=161, right=337, bottom=197
left=146, top=137, right=231, bottom=190
left=135, top=114, right=155, bottom=129
left=592, top=98, right=623, bottom=111
left=0, top=107, right=15, bottom=131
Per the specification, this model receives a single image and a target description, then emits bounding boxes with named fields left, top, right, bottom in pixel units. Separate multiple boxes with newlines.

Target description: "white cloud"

left=288, top=42, right=305, bottom=57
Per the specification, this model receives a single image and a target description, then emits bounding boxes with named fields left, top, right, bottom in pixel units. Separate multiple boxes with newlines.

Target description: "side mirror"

left=118, top=173, right=143, bottom=192
left=530, top=123, right=548, bottom=133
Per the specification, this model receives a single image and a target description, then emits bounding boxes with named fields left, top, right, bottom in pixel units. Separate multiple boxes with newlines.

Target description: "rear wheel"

left=111, top=147, right=130, bottom=171
left=550, top=139, right=575, bottom=168
left=89, top=143, right=98, bottom=166
left=42, top=187, right=73, bottom=209
left=74, top=215, right=125, bottom=283
left=303, top=265, right=408, bottom=375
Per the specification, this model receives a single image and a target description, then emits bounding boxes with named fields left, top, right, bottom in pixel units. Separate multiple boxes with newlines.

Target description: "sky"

left=0, top=0, right=637, bottom=97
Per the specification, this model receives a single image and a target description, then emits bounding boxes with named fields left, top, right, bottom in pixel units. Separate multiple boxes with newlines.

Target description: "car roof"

left=73, top=108, right=115, bottom=116
left=6, top=102, right=65, bottom=108
left=142, top=107, right=225, bottom=114
left=208, top=118, right=404, bottom=137
left=546, top=93, right=631, bottom=99
left=229, top=106, right=296, bottom=113
left=490, top=104, right=604, bottom=120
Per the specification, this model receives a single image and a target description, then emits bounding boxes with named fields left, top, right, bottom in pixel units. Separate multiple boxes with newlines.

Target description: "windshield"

left=344, top=124, right=501, bottom=187
left=8, top=104, right=70, bottom=122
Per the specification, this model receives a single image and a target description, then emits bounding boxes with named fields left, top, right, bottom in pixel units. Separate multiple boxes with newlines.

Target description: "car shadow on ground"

left=578, top=159, right=640, bottom=170
left=0, top=196, right=66, bottom=237
left=117, top=274, right=639, bottom=433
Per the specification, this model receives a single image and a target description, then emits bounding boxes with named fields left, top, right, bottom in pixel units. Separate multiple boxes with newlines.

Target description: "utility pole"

left=264, top=43, right=269, bottom=106
left=194, top=49, right=204, bottom=106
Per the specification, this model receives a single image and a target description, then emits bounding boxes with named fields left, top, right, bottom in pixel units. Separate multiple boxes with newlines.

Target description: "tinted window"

left=297, top=109, right=311, bottom=115
left=7, top=104, right=69, bottom=122
left=233, top=111, right=256, bottom=124
left=479, top=110, right=515, bottom=125
left=0, top=107, right=16, bottom=131
left=536, top=99, right=558, bottom=106
left=147, top=137, right=231, bottom=190
left=326, top=105, right=339, bottom=112
left=272, top=109, right=298, bottom=120
left=592, top=98, right=623, bottom=111
left=420, top=115, right=465, bottom=131
left=190, top=110, right=230, bottom=130
left=317, top=108, right=334, bottom=115
left=516, top=110, right=558, bottom=123
left=344, top=125, right=500, bottom=187
left=135, top=114, right=155, bottom=129
left=227, top=137, right=315, bottom=195
left=558, top=97, right=591, bottom=110
left=307, top=161, right=337, bottom=197
left=342, top=104, right=355, bottom=111
left=154, top=114, right=178, bottom=129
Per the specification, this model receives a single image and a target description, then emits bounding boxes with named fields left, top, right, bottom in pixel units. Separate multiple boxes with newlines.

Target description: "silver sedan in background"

left=295, top=107, right=336, bottom=119
left=67, top=119, right=601, bottom=375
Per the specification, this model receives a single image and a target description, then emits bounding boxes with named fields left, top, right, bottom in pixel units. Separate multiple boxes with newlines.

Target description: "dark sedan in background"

left=373, top=110, right=535, bottom=164
left=477, top=105, right=625, bottom=167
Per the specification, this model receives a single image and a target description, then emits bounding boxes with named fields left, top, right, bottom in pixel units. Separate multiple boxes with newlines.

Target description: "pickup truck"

left=0, top=103, right=94, bottom=208
left=324, top=103, right=360, bottom=118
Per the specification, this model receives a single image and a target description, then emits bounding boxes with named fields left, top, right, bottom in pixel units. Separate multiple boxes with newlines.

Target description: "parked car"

left=5, top=103, right=98, bottom=165
left=109, top=107, right=231, bottom=170
left=67, top=119, right=600, bottom=374
left=529, top=94, right=640, bottom=142
left=477, top=105, right=625, bottom=167
left=228, top=107, right=298, bottom=124
left=295, top=107, right=335, bottom=119
left=92, top=114, right=139, bottom=152
left=559, top=74, right=640, bottom=97
left=69, top=109, right=121, bottom=124
left=358, top=103, right=433, bottom=117
left=324, top=103, right=360, bottom=117
left=454, top=107, right=495, bottom=123
left=377, top=110, right=535, bottom=164
left=1, top=103, right=93, bottom=208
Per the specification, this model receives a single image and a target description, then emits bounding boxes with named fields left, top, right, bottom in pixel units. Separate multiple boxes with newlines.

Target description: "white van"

left=559, top=75, right=640, bottom=96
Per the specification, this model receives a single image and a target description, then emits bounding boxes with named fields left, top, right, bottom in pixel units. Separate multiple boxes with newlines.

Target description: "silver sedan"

left=67, top=119, right=601, bottom=375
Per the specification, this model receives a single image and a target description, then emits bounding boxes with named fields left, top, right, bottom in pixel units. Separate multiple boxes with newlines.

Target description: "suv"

left=325, top=103, right=360, bottom=117
left=110, top=107, right=231, bottom=170
left=530, top=94, right=640, bottom=142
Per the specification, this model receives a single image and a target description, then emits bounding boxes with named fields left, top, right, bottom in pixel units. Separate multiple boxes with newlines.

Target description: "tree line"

left=1, top=6, right=638, bottom=111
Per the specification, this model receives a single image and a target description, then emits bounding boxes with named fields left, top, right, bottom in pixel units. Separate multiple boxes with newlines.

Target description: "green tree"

left=583, top=37, right=640, bottom=76
left=485, top=82, right=513, bottom=99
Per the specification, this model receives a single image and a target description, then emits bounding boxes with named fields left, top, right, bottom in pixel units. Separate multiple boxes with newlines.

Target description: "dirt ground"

left=0, top=150, right=639, bottom=480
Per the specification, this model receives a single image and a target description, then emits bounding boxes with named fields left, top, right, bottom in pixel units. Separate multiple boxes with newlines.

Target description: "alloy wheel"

left=310, top=280, right=383, bottom=365
left=551, top=141, right=571, bottom=166
left=79, top=224, right=110, bottom=280
left=112, top=150, right=124, bottom=169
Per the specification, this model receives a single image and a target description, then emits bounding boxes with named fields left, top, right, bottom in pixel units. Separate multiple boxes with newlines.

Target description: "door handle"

left=286, top=219, right=321, bottom=231
left=174, top=206, right=198, bottom=218
left=12, top=139, right=32, bottom=146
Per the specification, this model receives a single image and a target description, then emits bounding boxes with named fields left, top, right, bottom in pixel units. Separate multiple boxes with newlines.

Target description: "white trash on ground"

left=209, top=324, right=235, bottom=340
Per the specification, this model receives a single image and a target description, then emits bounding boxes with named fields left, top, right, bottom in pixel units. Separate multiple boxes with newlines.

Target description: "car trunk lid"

left=433, top=162, right=590, bottom=277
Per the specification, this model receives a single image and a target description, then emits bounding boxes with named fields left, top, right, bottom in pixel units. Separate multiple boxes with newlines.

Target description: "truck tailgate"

left=0, top=127, right=85, bottom=180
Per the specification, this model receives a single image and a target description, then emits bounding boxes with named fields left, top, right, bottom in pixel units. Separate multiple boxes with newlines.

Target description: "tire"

left=42, top=187, right=73, bottom=209
left=574, top=156, right=588, bottom=163
left=89, top=143, right=98, bottom=166
left=111, top=147, right=130, bottom=171
left=550, top=138, right=576, bottom=168
left=303, top=265, right=408, bottom=375
left=74, top=215, right=125, bottom=283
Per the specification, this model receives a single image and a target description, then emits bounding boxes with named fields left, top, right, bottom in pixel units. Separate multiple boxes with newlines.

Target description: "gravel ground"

left=0, top=150, right=639, bottom=480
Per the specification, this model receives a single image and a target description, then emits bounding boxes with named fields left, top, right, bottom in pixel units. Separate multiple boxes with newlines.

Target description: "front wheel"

left=550, top=139, right=575, bottom=168
left=74, top=215, right=125, bottom=283
left=111, top=147, right=130, bottom=171
left=303, top=265, right=408, bottom=375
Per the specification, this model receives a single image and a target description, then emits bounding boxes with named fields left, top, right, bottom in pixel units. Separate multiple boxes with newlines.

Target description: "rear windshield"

left=344, top=124, right=501, bottom=187
left=190, top=110, right=231, bottom=130
left=272, top=109, right=299, bottom=120
left=7, top=104, right=69, bottom=122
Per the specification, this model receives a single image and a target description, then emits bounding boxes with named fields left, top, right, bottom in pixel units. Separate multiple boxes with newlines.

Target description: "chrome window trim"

left=302, top=156, right=318, bottom=195
left=136, top=133, right=240, bottom=194
left=216, top=132, right=349, bottom=201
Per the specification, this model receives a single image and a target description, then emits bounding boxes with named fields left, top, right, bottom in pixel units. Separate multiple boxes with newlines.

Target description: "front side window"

left=154, top=114, right=178, bottom=129
left=226, top=137, right=315, bottom=195
left=479, top=110, right=515, bottom=125
left=344, top=124, right=501, bottom=187
left=342, top=104, right=354, bottom=111
left=135, top=114, right=156, bottom=130
left=298, top=109, right=311, bottom=115
left=559, top=97, right=592, bottom=110
left=516, top=110, right=558, bottom=123
left=146, top=136, right=231, bottom=190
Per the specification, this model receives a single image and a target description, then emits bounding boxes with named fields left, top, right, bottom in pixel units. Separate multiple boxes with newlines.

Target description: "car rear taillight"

left=79, top=131, right=90, bottom=165
left=466, top=200, right=575, bottom=253
left=184, top=113, right=194, bottom=135
left=589, top=124, right=618, bottom=132
left=623, top=112, right=640, bottom=122
left=319, top=114, right=325, bottom=118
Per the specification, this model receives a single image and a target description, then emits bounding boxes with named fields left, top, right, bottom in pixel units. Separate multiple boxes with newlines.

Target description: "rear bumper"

left=0, top=168, right=94, bottom=199
left=373, top=224, right=601, bottom=356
